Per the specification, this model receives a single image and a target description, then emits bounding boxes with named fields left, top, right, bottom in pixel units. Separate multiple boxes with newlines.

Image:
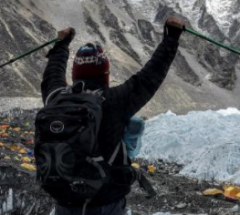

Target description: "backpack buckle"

left=70, top=181, right=87, bottom=194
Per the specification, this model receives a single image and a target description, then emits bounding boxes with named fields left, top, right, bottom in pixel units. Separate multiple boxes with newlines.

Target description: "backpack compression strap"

left=86, top=156, right=106, bottom=178
left=109, top=141, right=156, bottom=199
left=122, top=140, right=128, bottom=165
left=108, top=140, right=128, bottom=165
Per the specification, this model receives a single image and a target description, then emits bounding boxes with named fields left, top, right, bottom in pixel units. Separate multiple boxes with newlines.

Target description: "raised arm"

left=107, top=17, right=184, bottom=118
left=41, top=28, right=75, bottom=104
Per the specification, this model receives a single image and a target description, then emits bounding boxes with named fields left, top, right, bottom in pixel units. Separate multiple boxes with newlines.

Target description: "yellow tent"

left=223, top=186, right=240, bottom=199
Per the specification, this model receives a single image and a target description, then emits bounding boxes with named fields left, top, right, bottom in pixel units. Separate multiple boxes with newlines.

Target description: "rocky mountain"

left=1, top=0, right=240, bottom=115
left=0, top=0, right=55, bottom=97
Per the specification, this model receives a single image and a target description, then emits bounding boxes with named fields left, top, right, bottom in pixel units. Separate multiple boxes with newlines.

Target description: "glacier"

left=140, top=108, right=240, bottom=184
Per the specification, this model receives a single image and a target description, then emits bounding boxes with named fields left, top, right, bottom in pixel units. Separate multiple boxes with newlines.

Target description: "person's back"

left=38, top=17, right=184, bottom=215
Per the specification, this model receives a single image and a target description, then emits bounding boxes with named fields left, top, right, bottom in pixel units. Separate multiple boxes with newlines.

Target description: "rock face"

left=2, top=0, right=240, bottom=115
left=0, top=0, right=55, bottom=97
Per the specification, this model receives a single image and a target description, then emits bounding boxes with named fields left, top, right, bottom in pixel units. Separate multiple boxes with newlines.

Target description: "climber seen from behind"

left=34, top=17, right=184, bottom=215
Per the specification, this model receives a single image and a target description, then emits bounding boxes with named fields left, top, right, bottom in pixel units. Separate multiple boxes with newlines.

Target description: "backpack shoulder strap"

left=72, top=81, right=105, bottom=100
left=45, top=83, right=86, bottom=106
left=45, top=87, right=66, bottom=106
left=86, top=89, right=105, bottom=101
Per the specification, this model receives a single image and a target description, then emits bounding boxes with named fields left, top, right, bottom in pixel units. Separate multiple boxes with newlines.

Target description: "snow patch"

left=217, top=108, right=240, bottom=116
left=205, top=0, right=234, bottom=36
left=1, top=189, right=13, bottom=214
left=0, top=97, right=42, bottom=112
left=128, top=0, right=143, bottom=8
left=49, top=207, right=55, bottom=215
left=6, top=189, right=13, bottom=212
left=127, top=0, right=160, bottom=22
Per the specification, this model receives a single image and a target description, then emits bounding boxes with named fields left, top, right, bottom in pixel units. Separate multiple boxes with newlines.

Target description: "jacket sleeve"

left=41, top=42, right=69, bottom=104
left=108, top=37, right=179, bottom=119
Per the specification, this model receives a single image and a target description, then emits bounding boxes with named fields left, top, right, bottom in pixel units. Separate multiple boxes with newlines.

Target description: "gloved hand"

left=164, top=17, right=184, bottom=41
left=46, top=27, right=75, bottom=58
left=57, top=27, right=76, bottom=45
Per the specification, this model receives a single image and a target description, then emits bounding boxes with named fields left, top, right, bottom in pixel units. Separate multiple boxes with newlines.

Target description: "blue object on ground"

left=27, top=150, right=34, bottom=156
left=123, top=117, right=145, bottom=158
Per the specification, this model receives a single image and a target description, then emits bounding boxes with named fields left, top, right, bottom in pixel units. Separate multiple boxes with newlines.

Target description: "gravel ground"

left=0, top=109, right=239, bottom=215
left=127, top=160, right=240, bottom=215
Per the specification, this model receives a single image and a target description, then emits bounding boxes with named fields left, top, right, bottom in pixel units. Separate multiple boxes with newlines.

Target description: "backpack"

left=34, top=82, right=155, bottom=205
left=34, top=82, right=121, bottom=204
left=123, top=117, right=145, bottom=158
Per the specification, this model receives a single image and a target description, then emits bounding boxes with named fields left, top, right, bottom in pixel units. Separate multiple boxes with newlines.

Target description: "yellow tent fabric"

left=203, top=185, right=240, bottom=200
left=223, top=186, right=240, bottom=199
left=21, top=157, right=31, bottom=163
left=148, top=165, right=156, bottom=174
left=21, top=163, right=36, bottom=171
left=131, top=163, right=140, bottom=169
left=203, top=188, right=223, bottom=196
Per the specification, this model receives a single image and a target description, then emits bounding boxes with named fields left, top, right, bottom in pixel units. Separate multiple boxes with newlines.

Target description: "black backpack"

left=34, top=82, right=156, bottom=205
left=35, top=82, right=115, bottom=203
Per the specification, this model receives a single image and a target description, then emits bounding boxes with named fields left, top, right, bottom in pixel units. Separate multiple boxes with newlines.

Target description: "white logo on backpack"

left=50, top=121, right=65, bottom=133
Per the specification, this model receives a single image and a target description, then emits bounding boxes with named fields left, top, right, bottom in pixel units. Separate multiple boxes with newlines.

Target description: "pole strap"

left=137, top=172, right=156, bottom=199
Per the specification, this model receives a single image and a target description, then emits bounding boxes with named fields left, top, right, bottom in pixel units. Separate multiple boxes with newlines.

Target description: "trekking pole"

left=184, top=27, right=240, bottom=55
left=0, top=38, right=59, bottom=69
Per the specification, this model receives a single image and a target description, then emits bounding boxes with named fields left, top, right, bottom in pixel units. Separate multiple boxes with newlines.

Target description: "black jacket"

left=41, top=37, right=179, bottom=206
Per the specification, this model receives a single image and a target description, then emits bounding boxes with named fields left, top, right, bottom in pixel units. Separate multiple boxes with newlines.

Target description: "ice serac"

left=140, top=108, right=240, bottom=185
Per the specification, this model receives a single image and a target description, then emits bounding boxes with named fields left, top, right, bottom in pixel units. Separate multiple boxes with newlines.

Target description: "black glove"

left=164, top=17, right=184, bottom=41
left=111, top=166, right=137, bottom=186
left=46, top=27, right=75, bottom=58
left=58, top=27, right=76, bottom=45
